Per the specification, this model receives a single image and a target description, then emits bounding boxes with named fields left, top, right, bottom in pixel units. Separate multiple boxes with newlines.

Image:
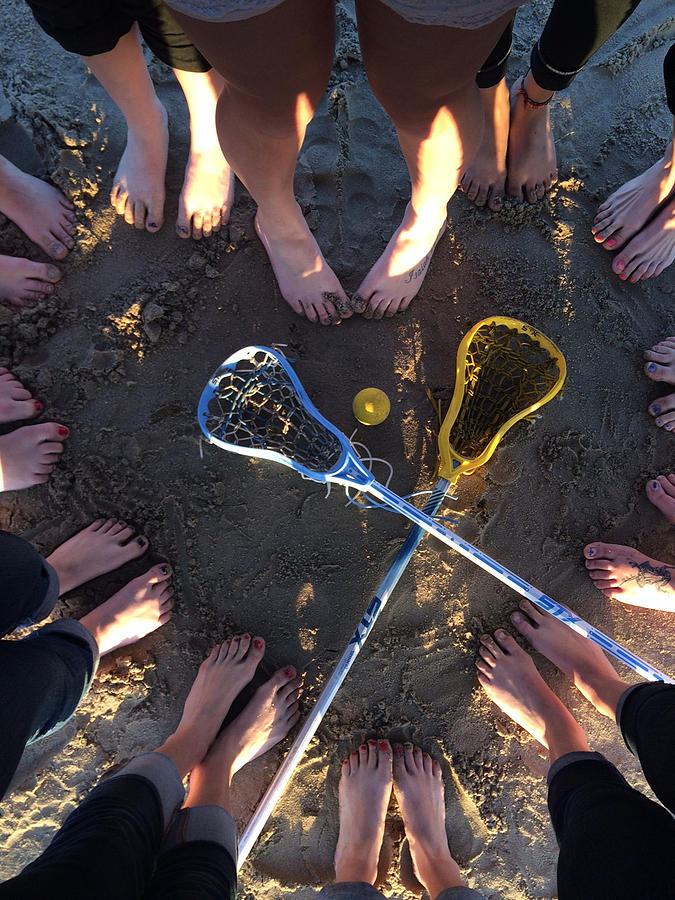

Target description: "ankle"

left=520, top=71, right=554, bottom=108
left=408, top=842, right=464, bottom=896
left=334, top=854, right=378, bottom=886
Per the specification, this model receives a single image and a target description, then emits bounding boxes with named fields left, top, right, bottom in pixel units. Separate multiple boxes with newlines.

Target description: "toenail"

left=648, top=363, right=656, bottom=373
left=652, top=404, right=660, bottom=414
left=148, top=222, right=158, bottom=229
left=666, top=424, right=672, bottom=431
left=34, top=400, right=42, bottom=411
left=253, top=638, right=263, bottom=649
left=606, top=239, right=615, bottom=248
left=160, top=565, right=169, bottom=575
left=587, top=547, right=595, bottom=557
left=137, top=537, right=146, bottom=546
left=360, top=745, right=367, bottom=751
left=242, top=633, right=250, bottom=640
left=656, top=419, right=663, bottom=426
left=58, top=426, right=69, bottom=436
left=496, top=630, right=506, bottom=639
left=394, top=745, right=403, bottom=755
left=652, top=481, right=659, bottom=490
left=343, top=759, right=349, bottom=765
left=379, top=741, right=389, bottom=749
left=368, top=739, right=376, bottom=745
left=178, top=225, right=189, bottom=234
left=511, top=613, right=521, bottom=623
left=284, top=667, right=295, bottom=678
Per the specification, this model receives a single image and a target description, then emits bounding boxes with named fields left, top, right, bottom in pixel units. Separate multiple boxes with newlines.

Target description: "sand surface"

left=1, top=1, right=674, bottom=897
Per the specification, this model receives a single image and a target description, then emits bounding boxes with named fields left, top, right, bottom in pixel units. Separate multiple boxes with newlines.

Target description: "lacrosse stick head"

left=198, top=346, right=374, bottom=489
left=437, top=317, right=566, bottom=482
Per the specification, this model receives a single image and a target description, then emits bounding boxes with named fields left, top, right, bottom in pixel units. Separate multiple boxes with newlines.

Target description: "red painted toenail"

left=379, top=741, right=389, bottom=750
left=284, top=667, right=295, bottom=678
left=368, top=739, right=376, bottom=745
left=253, top=639, right=263, bottom=649
left=360, top=745, right=367, bottom=751
left=606, top=239, right=615, bottom=248
left=34, top=400, right=43, bottom=411
left=242, top=634, right=250, bottom=640
left=58, top=426, right=69, bottom=436
left=394, top=746, right=403, bottom=755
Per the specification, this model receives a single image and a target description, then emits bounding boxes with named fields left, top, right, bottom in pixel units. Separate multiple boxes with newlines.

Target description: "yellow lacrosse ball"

left=353, top=388, right=391, bottom=426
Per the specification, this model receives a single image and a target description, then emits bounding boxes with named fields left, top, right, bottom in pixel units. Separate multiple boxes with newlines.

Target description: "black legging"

left=478, top=0, right=643, bottom=90
left=548, top=683, right=675, bottom=899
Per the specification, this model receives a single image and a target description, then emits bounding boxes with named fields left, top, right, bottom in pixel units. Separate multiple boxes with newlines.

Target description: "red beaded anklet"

left=517, top=75, right=554, bottom=110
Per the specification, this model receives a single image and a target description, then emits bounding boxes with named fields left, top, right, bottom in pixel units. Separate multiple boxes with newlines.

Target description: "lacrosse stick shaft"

left=238, top=480, right=451, bottom=868
left=366, top=481, right=674, bottom=684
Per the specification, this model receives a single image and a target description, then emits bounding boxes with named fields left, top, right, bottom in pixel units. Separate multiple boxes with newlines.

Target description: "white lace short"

left=163, top=0, right=522, bottom=29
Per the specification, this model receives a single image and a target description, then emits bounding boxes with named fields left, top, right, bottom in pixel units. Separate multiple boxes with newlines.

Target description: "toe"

left=493, top=629, right=519, bottom=654
left=378, top=740, right=392, bottom=764
left=644, top=361, right=671, bottom=383
left=487, top=189, right=503, bottom=212
left=234, top=633, right=251, bottom=660
left=147, top=563, right=172, bottom=584
left=300, top=300, right=318, bottom=324
left=403, top=742, right=415, bottom=772
left=251, top=636, right=265, bottom=659
left=367, top=740, right=378, bottom=768
left=479, top=633, right=502, bottom=658
left=192, top=212, right=204, bottom=240
left=510, top=609, right=537, bottom=640
left=358, top=743, right=368, bottom=766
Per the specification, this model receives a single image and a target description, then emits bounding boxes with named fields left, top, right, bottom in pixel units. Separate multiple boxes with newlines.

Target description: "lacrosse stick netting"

left=236, top=318, right=566, bottom=865
left=198, top=347, right=672, bottom=680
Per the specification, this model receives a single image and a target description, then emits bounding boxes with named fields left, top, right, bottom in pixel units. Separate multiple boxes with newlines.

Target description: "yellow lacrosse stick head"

left=437, top=316, right=566, bottom=484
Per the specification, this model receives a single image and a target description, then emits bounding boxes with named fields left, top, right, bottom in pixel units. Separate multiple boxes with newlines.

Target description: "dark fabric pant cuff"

left=476, top=46, right=511, bottom=89
left=19, top=559, right=60, bottom=626
left=162, top=805, right=238, bottom=864
left=436, top=888, right=487, bottom=900
left=108, top=752, right=185, bottom=831
left=547, top=750, right=606, bottom=787
left=318, top=884, right=384, bottom=899
left=30, top=617, right=100, bottom=671
left=530, top=40, right=583, bottom=92
left=615, top=683, right=642, bottom=729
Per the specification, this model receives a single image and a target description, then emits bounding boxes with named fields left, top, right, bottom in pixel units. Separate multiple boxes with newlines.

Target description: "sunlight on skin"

left=295, top=92, right=314, bottom=150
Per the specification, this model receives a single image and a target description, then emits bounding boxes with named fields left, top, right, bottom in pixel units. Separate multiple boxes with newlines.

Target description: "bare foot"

left=393, top=743, right=464, bottom=898
left=592, top=139, right=675, bottom=256
left=161, top=634, right=267, bottom=775
left=0, top=368, right=41, bottom=423
left=0, top=156, right=76, bottom=259
left=476, top=630, right=589, bottom=756
left=460, top=78, right=509, bottom=212
left=78, top=563, right=174, bottom=656
left=45, top=519, right=149, bottom=595
left=584, top=542, right=675, bottom=612
left=0, top=422, right=68, bottom=491
left=510, top=599, right=629, bottom=719
left=610, top=196, right=675, bottom=282
left=182, top=662, right=300, bottom=805
left=333, top=740, right=392, bottom=885
left=110, top=99, right=168, bottom=233
left=0, top=256, right=61, bottom=310
left=214, top=665, right=301, bottom=774
left=176, top=147, right=234, bottom=240
left=646, top=474, right=675, bottom=524
left=506, top=74, right=558, bottom=204
left=254, top=204, right=350, bottom=325
left=354, top=203, right=446, bottom=320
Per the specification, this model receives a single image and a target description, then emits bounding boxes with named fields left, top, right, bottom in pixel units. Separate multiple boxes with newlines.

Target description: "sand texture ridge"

left=1, top=1, right=674, bottom=897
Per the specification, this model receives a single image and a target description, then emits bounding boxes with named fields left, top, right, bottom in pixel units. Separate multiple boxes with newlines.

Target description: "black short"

left=25, top=0, right=210, bottom=73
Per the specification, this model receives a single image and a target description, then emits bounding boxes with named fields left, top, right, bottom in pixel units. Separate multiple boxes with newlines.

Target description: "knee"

left=366, top=69, right=477, bottom=132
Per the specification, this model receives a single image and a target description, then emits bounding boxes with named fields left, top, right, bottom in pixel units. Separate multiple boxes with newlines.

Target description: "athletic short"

left=162, top=0, right=524, bottom=29
left=25, top=0, right=211, bottom=72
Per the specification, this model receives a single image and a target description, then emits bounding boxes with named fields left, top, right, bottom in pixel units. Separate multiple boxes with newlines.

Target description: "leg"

left=0, top=422, right=68, bottom=492
left=81, top=26, right=169, bottom=232
left=0, top=563, right=172, bottom=798
left=548, top=752, right=675, bottom=899
left=171, top=0, right=351, bottom=325
left=171, top=68, right=234, bottom=240
left=512, top=0, right=645, bottom=198
left=133, top=0, right=234, bottom=240
left=582, top=542, right=675, bottom=611
left=353, top=2, right=515, bottom=318
left=330, top=740, right=392, bottom=887
left=618, top=682, right=675, bottom=812
left=645, top=474, right=675, bottom=524
left=146, top=654, right=301, bottom=897
left=644, top=336, right=675, bottom=437
left=0, top=630, right=272, bottom=893
left=393, top=743, right=477, bottom=900
left=460, top=17, right=514, bottom=211
left=0, top=154, right=76, bottom=260
left=508, top=0, right=644, bottom=203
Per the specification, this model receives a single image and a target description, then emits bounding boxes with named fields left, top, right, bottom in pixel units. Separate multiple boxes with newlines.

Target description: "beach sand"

left=0, top=1, right=674, bottom=896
